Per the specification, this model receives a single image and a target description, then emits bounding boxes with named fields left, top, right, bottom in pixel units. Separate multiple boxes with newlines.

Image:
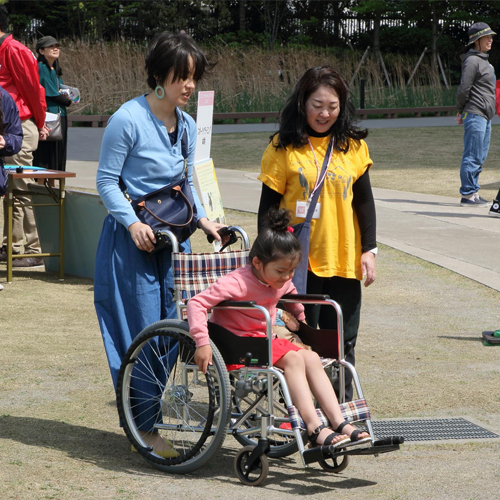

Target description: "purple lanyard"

left=307, top=137, right=334, bottom=203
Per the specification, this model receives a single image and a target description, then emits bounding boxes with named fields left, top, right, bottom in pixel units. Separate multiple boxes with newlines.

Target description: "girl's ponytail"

left=249, top=207, right=301, bottom=264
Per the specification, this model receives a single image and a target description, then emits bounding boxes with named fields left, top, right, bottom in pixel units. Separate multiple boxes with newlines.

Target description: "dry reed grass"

left=56, top=40, right=453, bottom=116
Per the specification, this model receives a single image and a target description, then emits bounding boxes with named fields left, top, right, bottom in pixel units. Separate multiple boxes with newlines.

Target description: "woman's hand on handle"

left=129, top=221, right=156, bottom=252
left=361, top=251, right=376, bottom=287
left=194, top=344, right=213, bottom=373
left=198, top=217, right=228, bottom=243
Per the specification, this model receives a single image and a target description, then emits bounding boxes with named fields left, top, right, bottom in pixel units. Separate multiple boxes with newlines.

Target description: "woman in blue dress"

left=94, top=32, right=225, bottom=457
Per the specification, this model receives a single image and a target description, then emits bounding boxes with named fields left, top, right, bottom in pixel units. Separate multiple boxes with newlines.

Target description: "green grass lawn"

left=210, top=125, right=500, bottom=201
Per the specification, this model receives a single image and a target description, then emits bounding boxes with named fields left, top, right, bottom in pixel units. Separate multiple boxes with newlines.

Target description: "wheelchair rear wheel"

left=117, top=319, right=231, bottom=473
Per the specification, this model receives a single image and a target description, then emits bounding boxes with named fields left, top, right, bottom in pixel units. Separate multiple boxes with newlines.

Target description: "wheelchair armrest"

left=215, top=300, right=257, bottom=308
left=280, top=293, right=330, bottom=302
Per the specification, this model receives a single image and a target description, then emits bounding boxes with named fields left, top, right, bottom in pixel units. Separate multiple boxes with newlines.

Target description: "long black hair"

left=274, top=65, right=367, bottom=154
left=37, top=53, right=63, bottom=76
left=249, top=207, right=301, bottom=265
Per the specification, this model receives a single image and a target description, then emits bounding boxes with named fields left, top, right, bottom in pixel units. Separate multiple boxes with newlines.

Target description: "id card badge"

left=296, top=201, right=321, bottom=219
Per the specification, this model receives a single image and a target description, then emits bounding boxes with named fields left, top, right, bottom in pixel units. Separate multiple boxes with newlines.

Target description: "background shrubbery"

left=59, top=41, right=458, bottom=116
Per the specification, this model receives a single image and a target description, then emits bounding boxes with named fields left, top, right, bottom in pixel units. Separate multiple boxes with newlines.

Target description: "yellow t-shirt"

left=259, top=135, right=372, bottom=280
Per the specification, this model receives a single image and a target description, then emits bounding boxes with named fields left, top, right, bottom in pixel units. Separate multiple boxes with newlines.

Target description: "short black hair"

left=145, top=32, right=208, bottom=89
left=274, top=65, right=368, bottom=153
left=0, top=5, right=9, bottom=33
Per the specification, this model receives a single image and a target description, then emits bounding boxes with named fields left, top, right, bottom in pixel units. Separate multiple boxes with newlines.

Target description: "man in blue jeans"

left=456, top=22, right=496, bottom=207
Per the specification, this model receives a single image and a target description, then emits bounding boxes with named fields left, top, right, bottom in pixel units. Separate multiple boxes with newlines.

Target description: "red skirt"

left=226, top=337, right=303, bottom=371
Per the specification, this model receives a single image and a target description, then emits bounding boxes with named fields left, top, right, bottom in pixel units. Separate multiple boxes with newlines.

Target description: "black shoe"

left=460, top=196, right=488, bottom=206
left=476, top=195, right=489, bottom=204
left=0, top=246, right=20, bottom=262
left=489, top=200, right=500, bottom=218
left=12, top=256, right=44, bottom=268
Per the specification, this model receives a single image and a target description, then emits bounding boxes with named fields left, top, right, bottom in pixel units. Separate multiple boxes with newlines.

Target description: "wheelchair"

left=116, top=227, right=402, bottom=486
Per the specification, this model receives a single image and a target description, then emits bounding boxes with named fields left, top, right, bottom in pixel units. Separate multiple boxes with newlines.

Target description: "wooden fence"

left=67, top=106, right=456, bottom=128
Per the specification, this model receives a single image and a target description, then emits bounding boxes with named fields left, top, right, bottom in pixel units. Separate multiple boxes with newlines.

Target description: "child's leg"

left=297, top=350, right=370, bottom=440
left=275, top=351, right=346, bottom=446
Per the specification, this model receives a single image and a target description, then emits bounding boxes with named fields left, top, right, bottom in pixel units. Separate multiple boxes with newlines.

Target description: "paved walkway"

left=66, top=118, right=500, bottom=292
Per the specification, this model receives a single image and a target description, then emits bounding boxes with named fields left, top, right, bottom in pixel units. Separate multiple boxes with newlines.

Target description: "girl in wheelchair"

left=187, top=208, right=371, bottom=449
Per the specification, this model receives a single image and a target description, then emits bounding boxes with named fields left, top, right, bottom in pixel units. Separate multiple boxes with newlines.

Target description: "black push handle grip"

left=207, top=226, right=233, bottom=244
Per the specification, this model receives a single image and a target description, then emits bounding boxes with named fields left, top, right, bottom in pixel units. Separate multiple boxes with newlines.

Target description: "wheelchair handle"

left=206, top=226, right=234, bottom=243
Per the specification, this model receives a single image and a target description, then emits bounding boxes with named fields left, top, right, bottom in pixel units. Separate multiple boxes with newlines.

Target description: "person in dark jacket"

left=456, top=22, right=496, bottom=207
left=0, top=85, right=23, bottom=158
left=0, top=83, right=23, bottom=290
left=33, top=36, right=72, bottom=171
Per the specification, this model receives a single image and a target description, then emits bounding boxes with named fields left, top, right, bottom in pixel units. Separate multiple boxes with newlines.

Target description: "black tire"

left=234, top=446, right=269, bottom=486
left=318, top=453, right=350, bottom=473
left=231, top=374, right=306, bottom=458
left=117, top=319, right=231, bottom=473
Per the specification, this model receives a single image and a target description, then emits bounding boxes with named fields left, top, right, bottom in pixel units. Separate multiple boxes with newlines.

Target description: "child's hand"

left=194, top=344, right=213, bottom=373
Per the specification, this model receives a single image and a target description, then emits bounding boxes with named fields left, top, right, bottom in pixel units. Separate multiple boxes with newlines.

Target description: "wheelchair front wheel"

left=318, top=453, right=349, bottom=473
left=234, top=446, right=269, bottom=486
left=117, top=319, right=231, bottom=473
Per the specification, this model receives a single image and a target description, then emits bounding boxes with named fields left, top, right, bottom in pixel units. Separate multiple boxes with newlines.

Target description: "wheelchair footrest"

left=303, top=436, right=404, bottom=465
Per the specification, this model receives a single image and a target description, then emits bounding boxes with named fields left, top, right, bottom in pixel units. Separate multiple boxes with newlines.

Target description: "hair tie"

left=286, top=226, right=294, bottom=233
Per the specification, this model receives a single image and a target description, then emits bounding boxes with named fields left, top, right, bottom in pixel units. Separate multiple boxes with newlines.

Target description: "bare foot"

left=316, top=427, right=348, bottom=446
left=335, top=422, right=370, bottom=442
left=308, top=425, right=350, bottom=447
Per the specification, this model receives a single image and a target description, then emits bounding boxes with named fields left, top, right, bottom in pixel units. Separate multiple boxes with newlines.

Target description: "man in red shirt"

left=0, top=5, right=49, bottom=267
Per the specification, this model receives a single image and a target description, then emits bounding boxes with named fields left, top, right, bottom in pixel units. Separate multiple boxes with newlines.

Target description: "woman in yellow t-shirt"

left=258, top=66, right=377, bottom=401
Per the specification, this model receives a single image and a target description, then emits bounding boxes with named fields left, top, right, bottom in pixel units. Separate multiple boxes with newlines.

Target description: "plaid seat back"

left=287, top=398, right=371, bottom=431
left=172, top=249, right=250, bottom=299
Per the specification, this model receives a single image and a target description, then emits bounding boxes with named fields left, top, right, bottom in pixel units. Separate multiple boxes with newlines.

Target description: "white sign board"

left=194, top=90, right=214, bottom=164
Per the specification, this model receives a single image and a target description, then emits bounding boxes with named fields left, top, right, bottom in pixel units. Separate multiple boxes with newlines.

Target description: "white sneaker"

left=0, top=284, right=3, bottom=290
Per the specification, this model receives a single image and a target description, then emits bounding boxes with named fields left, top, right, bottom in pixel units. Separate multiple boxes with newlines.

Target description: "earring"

left=154, top=85, right=165, bottom=99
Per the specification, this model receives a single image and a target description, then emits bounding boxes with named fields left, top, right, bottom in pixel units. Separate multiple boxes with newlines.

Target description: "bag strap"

left=120, top=111, right=189, bottom=198
left=304, top=135, right=334, bottom=223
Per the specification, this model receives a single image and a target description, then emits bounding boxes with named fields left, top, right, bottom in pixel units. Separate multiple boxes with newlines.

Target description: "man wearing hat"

left=456, top=22, right=496, bottom=207
left=0, top=5, right=49, bottom=267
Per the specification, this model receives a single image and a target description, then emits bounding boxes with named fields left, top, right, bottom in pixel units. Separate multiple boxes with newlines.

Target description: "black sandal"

left=335, top=420, right=372, bottom=445
left=308, top=424, right=351, bottom=449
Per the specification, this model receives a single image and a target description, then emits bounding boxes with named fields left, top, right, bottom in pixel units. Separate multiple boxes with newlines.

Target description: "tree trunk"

left=373, top=13, right=381, bottom=57
left=239, top=0, right=246, bottom=31
left=431, top=3, right=439, bottom=82
left=97, top=2, right=104, bottom=43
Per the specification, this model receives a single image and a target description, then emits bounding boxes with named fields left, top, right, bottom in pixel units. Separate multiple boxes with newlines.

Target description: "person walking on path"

left=33, top=36, right=72, bottom=172
left=257, top=66, right=377, bottom=401
left=0, top=5, right=49, bottom=267
left=456, top=22, right=496, bottom=207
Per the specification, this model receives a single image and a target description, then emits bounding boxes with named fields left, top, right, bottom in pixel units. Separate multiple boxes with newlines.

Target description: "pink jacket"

left=187, top=265, right=305, bottom=348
